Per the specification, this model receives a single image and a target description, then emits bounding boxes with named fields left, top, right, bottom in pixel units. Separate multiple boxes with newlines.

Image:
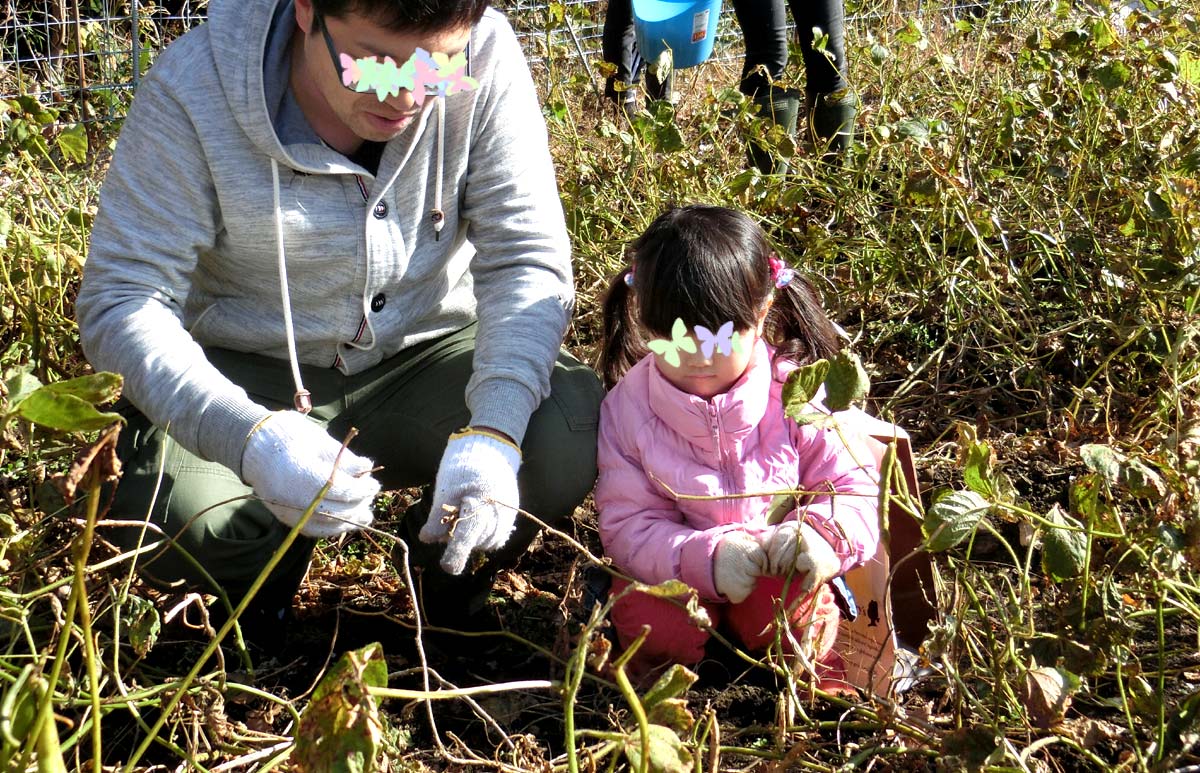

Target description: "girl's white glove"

left=713, top=532, right=769, bottom=604
left=763, top=521, right=840, bottom=592
left=419, top=431, right=522, bottom=575
left=241, top=411, right=381, bottom=539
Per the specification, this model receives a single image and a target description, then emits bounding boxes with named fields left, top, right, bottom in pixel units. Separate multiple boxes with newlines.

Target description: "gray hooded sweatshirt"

left=76, top=0, right=573, bottom=478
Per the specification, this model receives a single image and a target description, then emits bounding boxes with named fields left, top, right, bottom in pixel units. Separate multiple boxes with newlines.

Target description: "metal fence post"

left=131, top=0, right=141, bottom=90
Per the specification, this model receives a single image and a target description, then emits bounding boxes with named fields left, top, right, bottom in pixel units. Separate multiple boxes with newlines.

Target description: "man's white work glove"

left=713, top=532, right=769, bottom=604
left=762, top=520, right=840, bottom=593
left=419, top=429, right=522, bottom=575
left=241, top=411, right=381, bottom=539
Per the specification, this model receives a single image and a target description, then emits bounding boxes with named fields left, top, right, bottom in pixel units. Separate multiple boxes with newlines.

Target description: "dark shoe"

left=747, top=87, right=801, bottom=174
left=808, top=89, right=859, bottom=164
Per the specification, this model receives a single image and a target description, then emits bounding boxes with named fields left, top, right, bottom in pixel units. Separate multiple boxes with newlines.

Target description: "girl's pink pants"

left=609, top=575, right=846, bottom=687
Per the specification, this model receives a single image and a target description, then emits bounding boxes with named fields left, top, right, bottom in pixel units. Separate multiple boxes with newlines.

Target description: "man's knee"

left=519, top=355, right=604, bottom=521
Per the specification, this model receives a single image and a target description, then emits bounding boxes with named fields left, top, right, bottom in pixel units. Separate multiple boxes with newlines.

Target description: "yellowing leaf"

left=624, top=724, right=692, bottom=773
left=782, top=359, right=829, bottom=420
left=824, top=351, right=870, bottom=410
left=294, top=643, right=388, bottom=773
left=1021, top=666, right=1080, bottom=729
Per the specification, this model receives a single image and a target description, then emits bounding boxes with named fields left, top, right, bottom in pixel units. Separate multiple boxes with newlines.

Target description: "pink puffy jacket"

left=596, top=341, right=881, bottom=602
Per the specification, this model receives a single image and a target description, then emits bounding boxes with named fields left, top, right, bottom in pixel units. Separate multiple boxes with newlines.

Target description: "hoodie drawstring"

left=267, top=94, right=448, bottom=396
left=270, top=157, right=312, bottom=414
left=432, top=96, right=445, bottom=241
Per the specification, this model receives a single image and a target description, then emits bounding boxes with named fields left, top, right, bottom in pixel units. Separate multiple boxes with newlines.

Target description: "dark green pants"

left=106, top=324, right=604, bottom=612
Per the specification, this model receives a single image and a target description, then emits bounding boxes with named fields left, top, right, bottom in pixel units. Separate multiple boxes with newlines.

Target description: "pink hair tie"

left=768, top=255, right=794, bottom=288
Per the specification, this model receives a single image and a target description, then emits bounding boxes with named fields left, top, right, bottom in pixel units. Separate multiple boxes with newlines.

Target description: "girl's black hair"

left=598, top=204, right=841, bottom=389
left=313, top=0, right=488, bottom=32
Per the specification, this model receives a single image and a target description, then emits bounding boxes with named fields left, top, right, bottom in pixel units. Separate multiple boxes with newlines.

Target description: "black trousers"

left=602, top=0, right=850, bottom=102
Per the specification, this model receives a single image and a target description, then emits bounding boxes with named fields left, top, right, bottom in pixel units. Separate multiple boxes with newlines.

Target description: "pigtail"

left=598, top=268, right=646, bottom=389
left=765, top=273, right=842, bottom=367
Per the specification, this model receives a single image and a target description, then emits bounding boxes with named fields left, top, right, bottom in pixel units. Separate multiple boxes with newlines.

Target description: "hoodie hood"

left=209, top=0, right=292, bottom=166
left=209, top=0, right=380, bottom=176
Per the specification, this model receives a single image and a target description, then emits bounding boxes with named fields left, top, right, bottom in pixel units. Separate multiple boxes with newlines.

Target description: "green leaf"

left=781, top=359, right=829, bottom=420
left=4, top=366, right=43, bottom=410
left=896, top=118, right=931, bottom=144
left=119, top=593, right=160, bottom=657
left=1089, top=18, right=1117, bottom=48
left=56, top=123, right=88, bottom=164
left=642, top=664, right=698, bottom=711
left=923, top=490, right=990, bottom=552
left=765, top=493, right=797, bottom=525
left=43, top=372, right=123, bottom=405
left=901, top=170, right=940, bottom=203
left=643, top=665, right=697, bottom=732
left=790, top=412, right=838, bottom=429
left=295, top=643, right=387, bottom=773
left=870, top=42, right=891, bottom=64
left=895, top=18, right=925, bottom=47
left=1145, top=188, right=1172, bottom=221
left=1180, top=52, right=1200, bottom=85
left=962, top=440, right=995, bottom=498
left=1078, top=444, right=1166, bottom=498
left=824, top=351, right=870, bottom=411
left=651, top=119, right=685, bottom=154
left=1095, top=61, right=1131, bottom=89
left=16, top=390, right=123, bottom=432
left=0, top=666, right=37, bottom=771
left=623, top=724, right=693, bottom=773
left=1069, top=472, right=1109, bottom=526
left=1041, top=504, right=1087, bottom=581
left=1079, top=444, right=1122, bottom=486
left=633, top=579, right=692, bottom=598
left=1122, top=457, right=1166, bottom=498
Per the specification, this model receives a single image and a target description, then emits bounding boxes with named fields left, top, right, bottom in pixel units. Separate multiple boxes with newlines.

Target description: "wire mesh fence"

left=1, top=0, right=1030, bottom=125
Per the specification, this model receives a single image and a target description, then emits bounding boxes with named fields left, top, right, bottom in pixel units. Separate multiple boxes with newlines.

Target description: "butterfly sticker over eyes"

left=647, top=318, right=697, bottom=368
left=694, top=321, right=750, bottom=359
left=694, top=321, right=734, bottom=358
left=340, top=47, right=479, bottom=104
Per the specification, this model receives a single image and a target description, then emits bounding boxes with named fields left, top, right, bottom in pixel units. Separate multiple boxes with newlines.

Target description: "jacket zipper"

left=708, top=404, right=732, bottom=522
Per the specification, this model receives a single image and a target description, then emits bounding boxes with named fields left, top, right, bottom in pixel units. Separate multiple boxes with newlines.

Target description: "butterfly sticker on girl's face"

left=694, top=321, right=733, bottom=358
left=647, top=318, right=697, bottom=368
left=693, top=321, right=750, bottom=358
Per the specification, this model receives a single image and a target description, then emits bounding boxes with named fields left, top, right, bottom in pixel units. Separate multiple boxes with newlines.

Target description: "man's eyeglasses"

left=313, top=10, right=478, bottom=105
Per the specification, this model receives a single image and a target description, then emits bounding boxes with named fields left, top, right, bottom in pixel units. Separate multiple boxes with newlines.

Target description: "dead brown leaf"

left=56, top=423, right=122, bottom=504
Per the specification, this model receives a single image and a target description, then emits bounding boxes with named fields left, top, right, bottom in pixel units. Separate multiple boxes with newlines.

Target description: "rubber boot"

left=746, top=87, right=801, bottom=174
left=644, top=67, right=674, bottom=106
left=808, top=90, right=859, bottom=164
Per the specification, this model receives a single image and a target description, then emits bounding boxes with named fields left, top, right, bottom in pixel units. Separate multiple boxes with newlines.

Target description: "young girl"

left=594, top=204, right=883, bottom=690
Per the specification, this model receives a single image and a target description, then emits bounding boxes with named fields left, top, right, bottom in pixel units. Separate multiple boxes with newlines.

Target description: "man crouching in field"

left=76, top=0, right=602, bottom=631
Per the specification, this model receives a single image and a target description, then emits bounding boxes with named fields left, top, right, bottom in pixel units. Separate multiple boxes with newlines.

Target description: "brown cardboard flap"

left=830, top=411, right=938, bottom=696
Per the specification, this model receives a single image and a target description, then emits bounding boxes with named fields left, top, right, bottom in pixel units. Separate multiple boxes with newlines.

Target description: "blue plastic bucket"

left=632, top=0, right=723, bottom=70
